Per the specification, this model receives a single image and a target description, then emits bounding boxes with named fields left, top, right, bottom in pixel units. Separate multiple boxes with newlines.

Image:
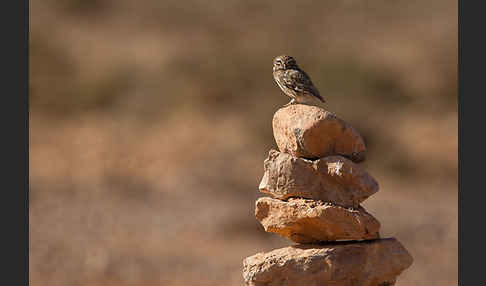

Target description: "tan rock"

left=259, top=150, right=378, bottom=207
left=243, top=238, right=413, bottom=286
left=273, top=104, right=366, bottom=161
left=255, top=197, right=380, bottom=243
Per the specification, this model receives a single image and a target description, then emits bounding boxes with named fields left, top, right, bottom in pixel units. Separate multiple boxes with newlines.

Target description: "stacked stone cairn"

left=243, top=105, right=413, bottom=286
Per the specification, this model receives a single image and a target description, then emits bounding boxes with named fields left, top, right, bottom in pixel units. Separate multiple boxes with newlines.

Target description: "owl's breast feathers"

left=273, top=70, right=293, bottom=97
left=282, top=69, right=325, bottom=103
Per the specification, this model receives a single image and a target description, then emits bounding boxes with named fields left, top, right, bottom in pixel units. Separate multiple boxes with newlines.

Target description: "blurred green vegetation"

left=31, top=0, right=457, bottom=117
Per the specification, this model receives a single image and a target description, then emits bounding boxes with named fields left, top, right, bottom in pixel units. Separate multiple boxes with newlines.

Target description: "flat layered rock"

left=259, top=150, right=378, bottom=207
left=255, top=197, right=380, bottom=243
left=273, top=104, right=366, bottom=161
left=243, top=238, right=413, bottom=286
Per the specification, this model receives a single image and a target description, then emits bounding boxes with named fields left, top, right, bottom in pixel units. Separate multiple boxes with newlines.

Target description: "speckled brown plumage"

left=272, top=55, right=325, bottom=106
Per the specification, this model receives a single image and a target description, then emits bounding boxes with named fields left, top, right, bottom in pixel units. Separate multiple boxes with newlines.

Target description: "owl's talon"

left=283, top=99, right=296, bottom=107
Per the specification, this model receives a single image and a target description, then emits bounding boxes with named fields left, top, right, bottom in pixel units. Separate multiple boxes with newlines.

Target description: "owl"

left=273, top=55, right=325, bottom=106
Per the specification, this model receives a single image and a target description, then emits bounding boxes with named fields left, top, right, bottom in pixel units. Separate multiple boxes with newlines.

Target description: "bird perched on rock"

left=273, top=55, right=325, bottom=107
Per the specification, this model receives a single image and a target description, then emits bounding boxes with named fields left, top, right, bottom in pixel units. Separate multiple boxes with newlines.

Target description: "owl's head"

left=273, top=55, right=298, bottom=71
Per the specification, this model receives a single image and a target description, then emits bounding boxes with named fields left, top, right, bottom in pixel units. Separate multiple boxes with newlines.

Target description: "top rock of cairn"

left=273, top=104, right=366, bottom=162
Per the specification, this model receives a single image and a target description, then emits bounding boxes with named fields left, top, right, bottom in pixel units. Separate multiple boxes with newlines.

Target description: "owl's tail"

left=315, top=93, right=326, bottom=103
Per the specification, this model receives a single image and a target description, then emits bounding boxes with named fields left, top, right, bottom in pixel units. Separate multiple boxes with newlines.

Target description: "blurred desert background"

left=30, top=0, right=457, bottom=285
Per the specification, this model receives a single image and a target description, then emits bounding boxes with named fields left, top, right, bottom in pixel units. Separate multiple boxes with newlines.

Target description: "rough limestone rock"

left=255, top=197, right=380, bottom=243
left=259, top=150, right=378, bottom=208
left=273, top=104, right=366, bottom=162
left=243, top=238, right=413, bottom=286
